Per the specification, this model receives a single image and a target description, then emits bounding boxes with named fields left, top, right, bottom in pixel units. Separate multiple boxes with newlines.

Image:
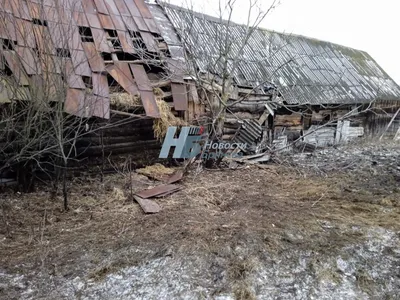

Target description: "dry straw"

left=153, top=88, right=186, bottom=140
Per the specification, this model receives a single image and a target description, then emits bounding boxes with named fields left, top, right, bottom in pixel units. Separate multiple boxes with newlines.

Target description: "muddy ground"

left=0, top=141, right=399, bottom=299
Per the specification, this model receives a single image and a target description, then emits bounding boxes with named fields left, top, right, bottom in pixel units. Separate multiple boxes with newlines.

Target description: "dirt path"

left=0, top=143, right=399, bottom=299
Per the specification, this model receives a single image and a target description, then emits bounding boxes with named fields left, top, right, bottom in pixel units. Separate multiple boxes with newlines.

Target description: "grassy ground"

left=0, top=147, right=399, bottom=299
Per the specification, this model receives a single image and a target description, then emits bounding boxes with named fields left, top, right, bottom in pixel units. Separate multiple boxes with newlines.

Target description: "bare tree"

left=0, top=0, right=111, bottom=210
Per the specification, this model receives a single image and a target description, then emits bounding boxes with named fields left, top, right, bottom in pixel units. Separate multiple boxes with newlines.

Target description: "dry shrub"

left=110, top=93, right=142, bottom=110
left=136, top=163, right=175, bottom=177
left=153, top=88, right=186, bottom=140
left=112, top=187, right=126, bottom=202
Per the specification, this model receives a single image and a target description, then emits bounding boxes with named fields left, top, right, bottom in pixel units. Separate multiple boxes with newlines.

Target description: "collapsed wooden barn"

left=1, top=0, right=400, bottom=186
left=155, top=2, right=400, bottom=152
left=0, top=0, right=200, bottom=184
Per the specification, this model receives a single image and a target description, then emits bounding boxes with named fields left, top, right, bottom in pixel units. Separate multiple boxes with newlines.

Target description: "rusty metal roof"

left=158, top=3, right=400, bottom=105
left=0, top=0, right=180, bottom=116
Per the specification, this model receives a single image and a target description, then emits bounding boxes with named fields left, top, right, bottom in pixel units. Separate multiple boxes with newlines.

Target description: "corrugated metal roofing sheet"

left=160, top=3, right=400, bottom=105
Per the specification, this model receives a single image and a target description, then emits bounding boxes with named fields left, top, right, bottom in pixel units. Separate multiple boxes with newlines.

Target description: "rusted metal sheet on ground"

left=117, top=30, right=135, bottom=53
left=71, top=50, right=92, bottom=77
left=133, top=0, right=153, bottom=18
left=165, top=170, right=184, bottom=184
left=85, top=12, right=102, bottom=28
left=16, top=46, right=41, bottom=75
left=92, top=28, right=111, bottom=52
left=139, top=90, right=160, bottom=118
left=130, top=64, right=151, bottom=91
left=135, top=184, right=180, bottom=199
left=140, top=32, right=158, bottom=52
left=171, top=83, right=188, bottom=111
left=98, top=13, right=115, bottom=30
left=65, top=88, right=85, bottom=117
left=133, top=195, right=160, bottom=214
left=123, top=0, right=141, bottom=17
left=3, top=51, right=29, bottom=86
left=92, top=73, right=109, bottom=97
left=155, top=187, right=182, bottom=198
left=93, top=0, right=109, bottom=14
left=82, top=42, right=106, bottom=72
left=106, top=62, right=139, bottom=95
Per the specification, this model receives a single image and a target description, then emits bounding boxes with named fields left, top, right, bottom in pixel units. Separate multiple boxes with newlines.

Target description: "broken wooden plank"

left=133, top=195, right=161, bottom=214
left=274, top=114, right=302, bottom=127
left=171, top=83, right=188, bottom=111
left=136, top=184, right=180, bottom=199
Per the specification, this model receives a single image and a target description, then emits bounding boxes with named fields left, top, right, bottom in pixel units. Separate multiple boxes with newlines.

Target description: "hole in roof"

left=129, top=31, right=146, bottom=50
left=105, top=30, right=122, bottom=50
left=56, top=48, right=71, bottom=58
left=2, top=62, right=13, bottom=76
left=82, top=76, right=93, bottom=89
left=101, top=52, right=112, bottom=61
left=1, top=39, right=17, bottom=51
left=78, top=27, right=94, bottom=42
left=32, top=19, right=48, bottom=26
left=116, top=52, right=140, bottom=61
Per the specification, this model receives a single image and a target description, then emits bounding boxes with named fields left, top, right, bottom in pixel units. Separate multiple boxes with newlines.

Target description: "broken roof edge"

left=158, top=1, right=400, bottom=87
left=156, top=1, right=400, bottom=104
left=156, top=1, right=367, bottom=54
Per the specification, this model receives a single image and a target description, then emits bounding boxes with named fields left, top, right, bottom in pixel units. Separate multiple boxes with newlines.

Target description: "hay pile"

left=153, top=88, right=186, bottom=140
left=136, top=163, right=175, bottom=177
left=110, top=93, right=142, bottom=110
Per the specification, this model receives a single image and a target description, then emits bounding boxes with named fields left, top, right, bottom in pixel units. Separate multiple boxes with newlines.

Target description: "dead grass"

left=1, top=164, right=400, bottom=296
left=233, top=286, right=256, bottom=300
left=136, top=163, right=175, bottom=179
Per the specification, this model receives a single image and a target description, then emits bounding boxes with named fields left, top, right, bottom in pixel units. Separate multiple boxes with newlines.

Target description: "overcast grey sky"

left=166, top=0, right=400, bottom=85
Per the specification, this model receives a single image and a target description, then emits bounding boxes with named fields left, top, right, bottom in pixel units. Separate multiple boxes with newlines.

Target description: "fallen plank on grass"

left=133, top=195, right=161, bottom=214
left=135, top=184, right=181, bottom=199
